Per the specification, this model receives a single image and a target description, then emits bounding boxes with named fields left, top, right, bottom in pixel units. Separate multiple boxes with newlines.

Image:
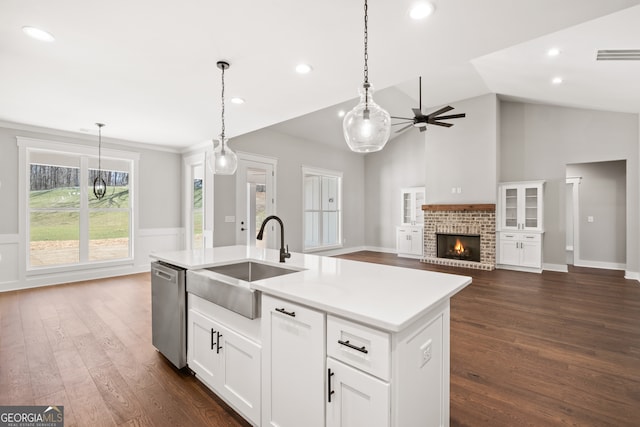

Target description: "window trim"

left=17, top=137, right=140, bottom=276
left=301, top=165, right=343, bottom=253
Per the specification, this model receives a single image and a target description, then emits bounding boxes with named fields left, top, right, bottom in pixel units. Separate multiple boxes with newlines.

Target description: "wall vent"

left=596, top=49, right=640, bottom=61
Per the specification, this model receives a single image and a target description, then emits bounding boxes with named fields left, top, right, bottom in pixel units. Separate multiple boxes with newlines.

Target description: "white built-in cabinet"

left=397, top=187, right=425, bottom=258
left=261, top=295, right=325, bottom=427
left=188, top=295, right=261, bottom=425
left=497, top=181, right=545, bottom=272
left=396, top=226, right=424, bottom=258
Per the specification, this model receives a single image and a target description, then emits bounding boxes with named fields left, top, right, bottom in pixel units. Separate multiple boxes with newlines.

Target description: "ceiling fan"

left=391, top=76, right=466, bottom=133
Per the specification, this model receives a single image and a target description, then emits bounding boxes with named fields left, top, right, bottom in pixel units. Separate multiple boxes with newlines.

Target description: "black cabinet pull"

left=275, top=307, right=296, bottom=317
left=327, top=368, right=335, bottom=403
left=216, top=331, right=223, bottom=354
left=338, top=339, right=368, bottom=354
left=211, top=328, right=216, bottom=350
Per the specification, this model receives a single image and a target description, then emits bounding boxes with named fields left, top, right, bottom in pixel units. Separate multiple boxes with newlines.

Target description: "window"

left=19, top=138, right=138, bottom=271
left=303, top=167, right=342, bottom=251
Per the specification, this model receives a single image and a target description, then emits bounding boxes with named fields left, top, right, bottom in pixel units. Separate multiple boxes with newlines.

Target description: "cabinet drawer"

left=499, top=232, right=519, bottom=241
left=521, top=233, right=541, bottom=242
left=327, top=315, right=390, bottom=381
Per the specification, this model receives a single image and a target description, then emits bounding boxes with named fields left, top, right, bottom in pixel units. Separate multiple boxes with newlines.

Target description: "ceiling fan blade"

left=392, top=121, right=413, bottom=126
left=434, top=113, right=466, bottom=120
left=430, top=121, right=454, bottom=127
left=412, top=108, right=425, bottom=118
left=427, top=106, right=454, bottom=118
left=391, top=116, right=413, bottom=120
left=395, top=124, right=414, bottom=133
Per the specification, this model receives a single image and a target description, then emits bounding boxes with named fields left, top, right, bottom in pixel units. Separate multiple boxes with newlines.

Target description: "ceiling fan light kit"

left=343, top=0, right=391, bottom=153
left=212, top=60, right=238, bottom=175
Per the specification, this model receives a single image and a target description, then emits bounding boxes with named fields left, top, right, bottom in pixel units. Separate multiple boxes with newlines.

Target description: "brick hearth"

left=422, top=204, right=496, bottom=270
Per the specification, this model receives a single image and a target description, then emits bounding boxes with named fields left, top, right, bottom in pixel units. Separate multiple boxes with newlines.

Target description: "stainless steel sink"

left=205, top=261, right=300, bottom=282
left=187, top=261, right=303, bottom=319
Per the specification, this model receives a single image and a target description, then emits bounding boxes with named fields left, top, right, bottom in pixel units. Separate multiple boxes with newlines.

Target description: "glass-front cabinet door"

left=400, top=187, right=425, bottom=226
left=499, top=182, right=543, bottom=231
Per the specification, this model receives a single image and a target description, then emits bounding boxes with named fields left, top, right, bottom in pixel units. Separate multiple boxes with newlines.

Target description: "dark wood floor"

left=1, top=253, right=639, bottom=426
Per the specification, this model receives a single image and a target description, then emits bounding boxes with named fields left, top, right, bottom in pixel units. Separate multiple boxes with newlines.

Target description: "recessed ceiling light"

left=547, top=47, right=561, bottom=57
left=231, top=97, right=245, bottom=105
left=295, top=63, right=313, bottom=74
left=338, top=110, right=345, bottom=118
left=409, top=2, right=435, bottom=20
left=552, top=76, right=563, bottom=85
left=22, top=26, right=55, bottom=42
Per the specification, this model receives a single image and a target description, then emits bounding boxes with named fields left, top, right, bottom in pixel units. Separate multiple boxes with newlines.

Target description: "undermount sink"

left=186, top=261, right=304, bottom=319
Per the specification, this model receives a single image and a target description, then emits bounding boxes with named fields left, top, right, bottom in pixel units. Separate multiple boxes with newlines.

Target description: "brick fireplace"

left=422, top=204, right=496, bottom=270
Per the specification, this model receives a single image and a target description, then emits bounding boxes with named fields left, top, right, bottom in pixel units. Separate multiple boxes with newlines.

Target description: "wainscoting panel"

left=0, top=234, right=19, bottom=288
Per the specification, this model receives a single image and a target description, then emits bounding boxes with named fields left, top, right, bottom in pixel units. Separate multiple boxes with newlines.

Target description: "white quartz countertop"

left=150, top=245, right=471, bottom=332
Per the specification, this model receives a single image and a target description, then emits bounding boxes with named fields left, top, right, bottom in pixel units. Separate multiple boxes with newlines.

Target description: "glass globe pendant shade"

left=343, top=84, right=391, bottom=153
left=213, top=136, right=238, bottom=175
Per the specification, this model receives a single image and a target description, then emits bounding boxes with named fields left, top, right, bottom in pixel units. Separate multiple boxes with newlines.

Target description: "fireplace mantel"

left=422, top=204, right=495, bottom=212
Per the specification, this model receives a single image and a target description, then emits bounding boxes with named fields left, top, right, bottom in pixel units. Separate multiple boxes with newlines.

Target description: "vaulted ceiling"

left=1, top=0, right=639, bottom=149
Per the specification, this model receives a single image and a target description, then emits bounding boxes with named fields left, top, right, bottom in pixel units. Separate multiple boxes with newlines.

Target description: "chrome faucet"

left=256, top=215, right=291, bottom=263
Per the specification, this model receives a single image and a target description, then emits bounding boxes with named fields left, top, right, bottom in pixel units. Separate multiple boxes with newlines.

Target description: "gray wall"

left=425, top=93, right=499, bottom=204
left=0, top=123, right=183, bottom=233
left=566, top=161, right=626, bottom=265
left=364, top=130, right=425, bottom=250
left=213, top=128, right=366, bottom=252
left=500, top=102, right=638, bottom=270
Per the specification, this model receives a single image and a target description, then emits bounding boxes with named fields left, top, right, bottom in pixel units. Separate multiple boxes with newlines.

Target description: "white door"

left=236, top=154, right=276, bottom=248
left=326, top=358, right=390, bottom=427
left=262, top=295, right=325, bottom=427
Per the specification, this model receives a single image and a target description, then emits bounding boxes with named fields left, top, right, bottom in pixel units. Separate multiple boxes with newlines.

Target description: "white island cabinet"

left=151, top=245, right=471, bottom=427
left=187, top=294, right=261, bottom=425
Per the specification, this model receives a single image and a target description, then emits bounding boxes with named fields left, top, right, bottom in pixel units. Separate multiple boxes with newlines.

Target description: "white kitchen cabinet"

left=498, top=232, right=542, bottom=271
left=326, top=358, right=390, bottom=427
left=188, top=304, right=261, bottom=425
left=261, top=294, right=325, bottom=427
left=497, top=181, right=544, bottom=272
left=498, top=181, right=544, bottom=231
left=400, top=187, right=425, bottom=226
left=396, top=226, right=423, bottom=259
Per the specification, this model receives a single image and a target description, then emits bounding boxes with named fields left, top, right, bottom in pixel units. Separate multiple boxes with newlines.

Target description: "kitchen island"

left=151, top=245, right=471, bottom=427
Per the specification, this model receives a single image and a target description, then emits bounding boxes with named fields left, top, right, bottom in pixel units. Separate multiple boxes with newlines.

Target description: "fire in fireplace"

left=436, top=234, right=481, bottom=262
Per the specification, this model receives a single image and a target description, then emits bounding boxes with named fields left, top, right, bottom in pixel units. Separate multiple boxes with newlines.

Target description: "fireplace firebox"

left=436, top=234, right=481, bottom=262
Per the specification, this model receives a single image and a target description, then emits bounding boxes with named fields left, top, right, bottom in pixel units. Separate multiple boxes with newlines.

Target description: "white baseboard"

left=496, top=264, right=542, bottom=274
left=543, top=263, right=569, bottom=273
left=363, top=246, right=397, bottom=254
left=574, top=259, right=626, bottom=271
left=311, top=245, right=367, bottom=257
left=624, top=271, right=639, bottom=282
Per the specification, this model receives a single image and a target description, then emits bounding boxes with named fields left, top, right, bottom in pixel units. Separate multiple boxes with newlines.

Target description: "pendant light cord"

left=220, top=64, right=226, bottom=152
left=363, top=0, right=370, bottom=112
left=98, top=124, right=102, bottom=172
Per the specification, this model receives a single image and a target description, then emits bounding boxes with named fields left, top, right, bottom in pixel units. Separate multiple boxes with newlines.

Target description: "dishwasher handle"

left=152, top=263, right=178, bottom=284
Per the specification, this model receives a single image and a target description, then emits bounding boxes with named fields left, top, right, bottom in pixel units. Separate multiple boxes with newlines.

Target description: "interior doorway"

left=235, top=154, right=277, bottom=248
left=565, top=160, right=626, bottom=270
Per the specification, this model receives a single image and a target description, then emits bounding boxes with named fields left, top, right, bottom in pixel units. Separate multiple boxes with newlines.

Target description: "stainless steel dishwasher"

left=151, top=261, right=186, bottom=369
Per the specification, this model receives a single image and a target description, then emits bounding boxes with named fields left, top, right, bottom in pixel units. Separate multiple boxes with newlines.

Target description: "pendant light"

left=93, top=123, right=107, bottom=199
left=212, top=61, right=238, bottom=175
left=343, top=0, right=391, bottom=153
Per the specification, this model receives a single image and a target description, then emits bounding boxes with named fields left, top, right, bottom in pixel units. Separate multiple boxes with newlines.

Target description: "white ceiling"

left=1, top=0, right=639, bottom=150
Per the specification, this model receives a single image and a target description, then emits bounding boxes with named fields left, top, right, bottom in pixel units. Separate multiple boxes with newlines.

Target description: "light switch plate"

left=225, top=216, right=235, bottom=223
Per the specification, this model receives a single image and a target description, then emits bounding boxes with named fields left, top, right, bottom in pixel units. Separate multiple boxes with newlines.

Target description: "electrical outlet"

left=419, top=339, right=432, bottom=367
